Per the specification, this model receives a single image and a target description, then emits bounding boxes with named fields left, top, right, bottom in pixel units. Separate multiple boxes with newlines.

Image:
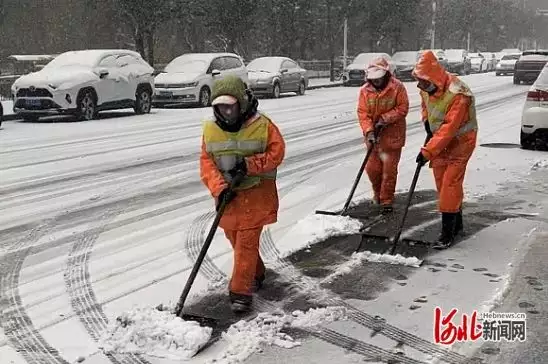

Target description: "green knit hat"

left=211, top=75, right=248, bottom=112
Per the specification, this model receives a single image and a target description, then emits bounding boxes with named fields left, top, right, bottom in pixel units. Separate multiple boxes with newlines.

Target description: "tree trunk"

left=134, top=26, right=145, bottom=59
left=146, top=29, right=154, bottom=66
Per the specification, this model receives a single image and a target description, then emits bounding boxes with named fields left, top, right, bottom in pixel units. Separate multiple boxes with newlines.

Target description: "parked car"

left=520, top=64, right=548, bottom=149
left=342, top=52, right=394, bottom=86
left=444, top=49, right=471, bottom=75
left=495, top=53, right=521, bottom=76
left=513, top=50, right=548, bottom=85
left=501, top=48, right=522, bottom=55
left=11, top=49, right=154, bottom=122
left=391, top=51, right=419, bottom=81
left=468, top=53, right=488, bottom=73
left=153, top=53, right=248, bottom=107
left=417, top=49, right=450, bottom=71
left=246, top=56, right=308, bottom=98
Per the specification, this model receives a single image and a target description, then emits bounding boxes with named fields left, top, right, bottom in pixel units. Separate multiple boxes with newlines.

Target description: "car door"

left=115, top=54, right=139, bottom=101
left=280, top=60, right=296, bottom=92
left=94, top=54, right=121, bottom=105
left=285, top=60, right=302, bottom=91
left=208, top=57, right=225, bottom=82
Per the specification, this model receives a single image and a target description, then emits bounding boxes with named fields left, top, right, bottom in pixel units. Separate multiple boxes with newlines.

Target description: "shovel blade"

left=179, top=313, right=219, bottom=328
left=315, top=210, right=341, bottom=216
left=358, top=234, right=431, bottom=263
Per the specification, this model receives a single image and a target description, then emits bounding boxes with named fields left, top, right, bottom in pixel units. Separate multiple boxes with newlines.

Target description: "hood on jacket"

left=412, top=50, right=449, bottom=93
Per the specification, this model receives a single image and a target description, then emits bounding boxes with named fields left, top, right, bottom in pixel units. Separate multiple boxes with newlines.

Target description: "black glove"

left=216, top=188, right=237, bottom=211
left=228, top=159, right=247, bottom=182
left=416, top=151, right=428, bottom=167
left=424, top=120, right=433, bottom=138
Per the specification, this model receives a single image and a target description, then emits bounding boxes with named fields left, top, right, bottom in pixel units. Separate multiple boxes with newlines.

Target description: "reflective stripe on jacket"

left=203, top=114, right=277, bottom=190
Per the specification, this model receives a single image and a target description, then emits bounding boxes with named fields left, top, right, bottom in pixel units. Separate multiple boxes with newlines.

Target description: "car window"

left=282, top=60, right=298, bottom=69
left=210, top=57, right=225, bottom=71
left=98, top=55, right=118, bottom=68
left=115, top=55, right=134, bottom=67
left=224, top=57, right=243, bottom=69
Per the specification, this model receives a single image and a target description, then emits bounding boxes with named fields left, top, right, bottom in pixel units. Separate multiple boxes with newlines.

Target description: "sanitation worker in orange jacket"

left=200, top=75, right=285, bottom=313
left=412, top=51, right=478, bottom=249
left=358, top=57, right=409, bottom=214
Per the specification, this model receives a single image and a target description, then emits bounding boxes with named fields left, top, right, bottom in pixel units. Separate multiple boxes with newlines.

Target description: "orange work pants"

left=224, top=227, right=265, bottom=296
left=432, top=163, right=468, bottom=213
left=365, top=147, right=402, bottom=205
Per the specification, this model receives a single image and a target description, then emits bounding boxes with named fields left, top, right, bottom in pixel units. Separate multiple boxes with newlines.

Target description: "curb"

left=307, top=82, right=344, bottom=90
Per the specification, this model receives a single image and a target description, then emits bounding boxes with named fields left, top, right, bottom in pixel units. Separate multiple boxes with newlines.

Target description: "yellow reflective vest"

left=421, top=78, right=478, bottom=136
left=202, top=113, right=277, bottom=190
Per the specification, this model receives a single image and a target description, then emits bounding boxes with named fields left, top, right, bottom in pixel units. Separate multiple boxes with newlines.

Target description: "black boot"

left=454, top=209, right=464, bottom=236
left=433, top=213, right=458, bottom=249
left=253, top=273, right=266, bottom=292
left=381, top=205, right=394, bottom=215
left=229, top=292, right=252, bottom=313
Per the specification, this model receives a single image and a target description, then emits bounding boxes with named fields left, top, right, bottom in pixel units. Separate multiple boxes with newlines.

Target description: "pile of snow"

left=281, top=214, right=363, bottom=258
left=98, top=307, right=213, bottom=360
left=531, top=159, right=548, bottom=171
left=209, top=306, right=347, bottom=364
left=323, top=251, right=422, bottom=282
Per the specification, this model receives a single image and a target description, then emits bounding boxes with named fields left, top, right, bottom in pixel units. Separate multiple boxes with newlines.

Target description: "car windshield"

left=353, top=53, right=384, bottom=65
left=392, top=52, right=416, bottom=63
left=43, top=52, right=97, bottom=69
left=247, top=58, right=282, bottom=72
left=445, top=50, right=464, bottom=60
left=501, top=54, right=520, bottom=60
left=164, top=56, right=208, bottom=73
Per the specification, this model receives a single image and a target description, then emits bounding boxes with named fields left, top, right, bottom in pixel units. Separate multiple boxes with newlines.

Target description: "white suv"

left=520, top=64, right=548, bottom=149
left=11, top=49, right=155, bottom=121
left=153, top=53, right=248, bottom=108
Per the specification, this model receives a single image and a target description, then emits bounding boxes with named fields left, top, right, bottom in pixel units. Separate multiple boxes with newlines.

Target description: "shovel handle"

left=389, top=134, right=432, bottom=254
left=174, top=173, right=244, bottom=318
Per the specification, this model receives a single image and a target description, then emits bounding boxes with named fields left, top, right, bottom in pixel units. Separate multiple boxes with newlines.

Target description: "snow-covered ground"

left=1, top=73, right=547, bottom=364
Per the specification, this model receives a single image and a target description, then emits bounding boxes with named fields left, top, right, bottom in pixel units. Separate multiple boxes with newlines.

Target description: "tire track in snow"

left=259, top=225, right=469, bottom=364
left=0, top=204, right=95, bottom=364
left=183, top=212, right=432, bottom=363
left=65, top=208, right=152, bottom=364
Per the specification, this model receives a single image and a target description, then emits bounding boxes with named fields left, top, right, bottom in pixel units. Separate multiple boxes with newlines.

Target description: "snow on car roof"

left=172, top=53, right=242, bottom=61
left=44, top=49, right=146, bottom=68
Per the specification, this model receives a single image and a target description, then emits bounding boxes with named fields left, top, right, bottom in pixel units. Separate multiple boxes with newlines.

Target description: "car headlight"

left=166, top=82, right=198, bottom=88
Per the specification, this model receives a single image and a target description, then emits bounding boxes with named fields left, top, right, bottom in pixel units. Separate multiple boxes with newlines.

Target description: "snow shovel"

left=357, top=135, right=433, bottom=259
left=171, top=173, right=245, bottom=327
left=315, top=131, right=379, bottom=217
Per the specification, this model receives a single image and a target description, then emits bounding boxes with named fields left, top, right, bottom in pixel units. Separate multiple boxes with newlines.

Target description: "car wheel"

left=272, top=83, right=281, bottom=99
left=199, top=87, right=211, bottom=107
left=496, top=72, right=501, bottom=76
left=520, top=131, right=535, bottom=150
left=134, top=86, right=152, bottom=114
left=297, top=81, right=306, bottom=96
left=77, top=89, right=97, bottom=121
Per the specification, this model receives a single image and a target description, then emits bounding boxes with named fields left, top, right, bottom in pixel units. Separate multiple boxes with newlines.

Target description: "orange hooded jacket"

left=200, top=114, right=286, bottom=230
left=357, top=60, right=409, bottom=150
left=412, top=51, right=477, bottom=165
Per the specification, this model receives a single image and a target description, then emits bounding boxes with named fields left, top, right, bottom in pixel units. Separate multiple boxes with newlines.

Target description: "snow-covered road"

left=1, top=73, right=547, bottom=364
